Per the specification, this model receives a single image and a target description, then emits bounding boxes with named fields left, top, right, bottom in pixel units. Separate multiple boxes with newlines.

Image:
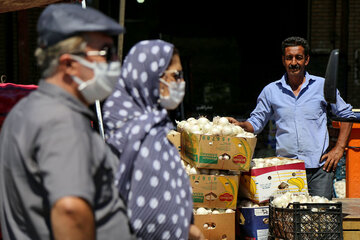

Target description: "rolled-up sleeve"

left=330, top=89, right=355, bottom=118
left=247, top=86, right=274, bottom=135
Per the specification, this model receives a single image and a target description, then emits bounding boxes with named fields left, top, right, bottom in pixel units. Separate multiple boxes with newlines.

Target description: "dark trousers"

left=306, top=167, right=335, bottom=199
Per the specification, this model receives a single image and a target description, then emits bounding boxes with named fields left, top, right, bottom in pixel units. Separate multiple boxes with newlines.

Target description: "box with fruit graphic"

left=181, top=131, right=257, bottom=171
left=190, top=174, right=240, bottom=209
left=240, top=158, right=308, bottom=203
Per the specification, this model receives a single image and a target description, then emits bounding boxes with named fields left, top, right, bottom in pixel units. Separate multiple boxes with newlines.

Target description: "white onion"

left=251, top=158, right=305, bottom=169
left=209, top=169, right=220, bottom=175
left=199, top=169, right=210, bottom=175
left=187, top=117, right=196, bottom=122
left=196, top=207, right=208, bottom=215
left=190, top=125, right=201, bottom=133
left=218, top=117, right=229, bottom=126
left=198, top=117, right=210, bottom=125
left=272, top=192, right=334, bottom=208
left=176, top=116, right=254, bottom=137
left=189, top=167, right=197, bottom=175
left=212, top=116, right=220, bottom=125
left=183, top=122, right=192, bottom=132
left=211, top=126, right=222, bottom=135
left=202, top=123, right=212, bottom=133
left=221, top=125, right=233, bottom=136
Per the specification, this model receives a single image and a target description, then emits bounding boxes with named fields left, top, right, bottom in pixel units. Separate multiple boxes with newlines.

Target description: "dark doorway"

left=123, top=0, right=308, bottom=119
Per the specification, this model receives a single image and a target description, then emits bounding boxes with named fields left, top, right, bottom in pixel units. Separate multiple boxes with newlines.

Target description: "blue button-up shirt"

left=247, top=72, right=355, bottom=168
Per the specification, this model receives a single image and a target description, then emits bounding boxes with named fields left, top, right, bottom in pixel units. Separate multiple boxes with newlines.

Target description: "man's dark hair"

left=281, top=36, right=310, bottom=56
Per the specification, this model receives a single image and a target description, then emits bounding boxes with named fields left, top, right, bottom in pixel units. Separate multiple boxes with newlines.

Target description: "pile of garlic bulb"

left=251, top=157, right=303, bottom=169
left=181, top=160, right=239, bottom=176
left=272, top=192, right=335, bottom=209
left=193, top=207, right=234, bottom=215
left=334, top=179, right=346, bottom=198
left=176, top=116, right=255, bottom=138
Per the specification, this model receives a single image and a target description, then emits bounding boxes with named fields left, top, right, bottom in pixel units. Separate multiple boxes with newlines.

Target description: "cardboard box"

left=236, top=206, right=269, bottom=240
left=194, top=212, right=235, bottom=240
left=191, top=174, right=240, bottom=209
left=240, top=158, right=308, bottom=203
left=181, top=131, right=257, bottom=171
left=166, top=130, right=181, bottom=153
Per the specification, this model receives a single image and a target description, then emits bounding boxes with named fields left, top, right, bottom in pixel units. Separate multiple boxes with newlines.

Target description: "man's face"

left=282, top=46, right=309, bottom=78
left=76, top=32, right=116, bottom=81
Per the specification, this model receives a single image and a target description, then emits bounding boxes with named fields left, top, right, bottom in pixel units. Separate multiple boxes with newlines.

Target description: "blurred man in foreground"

left=0, top=3, right=133, bottom=239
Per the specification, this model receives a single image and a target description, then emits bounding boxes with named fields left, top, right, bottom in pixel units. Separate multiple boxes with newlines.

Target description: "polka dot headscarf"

left=102, top=40, right=193, bottom=240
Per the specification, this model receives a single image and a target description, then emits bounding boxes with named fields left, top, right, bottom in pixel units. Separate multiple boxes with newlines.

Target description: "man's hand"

left=320, top=145, right=345, bottom=172
left=189, top=224, right=206, bottom=240
left=225, top=117, right=255, bottom=133
left=321, top=121, right=352, bottom=172
left=226, top=117, right=240, bottom=125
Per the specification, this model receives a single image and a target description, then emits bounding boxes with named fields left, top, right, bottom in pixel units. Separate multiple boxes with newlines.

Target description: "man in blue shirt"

left=228, top=36, right=354, bottom=199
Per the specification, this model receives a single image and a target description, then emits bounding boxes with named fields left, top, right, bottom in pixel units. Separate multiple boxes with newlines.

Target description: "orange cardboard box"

left=194, top=212, right=235, bottom=240
left=181, top=131, right=257, bottom=171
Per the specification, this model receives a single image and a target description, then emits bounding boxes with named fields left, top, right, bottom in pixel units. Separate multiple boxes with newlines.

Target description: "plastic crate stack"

left=268, top=195, right=343, bottom=240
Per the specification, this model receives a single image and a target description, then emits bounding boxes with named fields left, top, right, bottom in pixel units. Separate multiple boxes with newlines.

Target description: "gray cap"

left=37, top=3, right=125, bottom=48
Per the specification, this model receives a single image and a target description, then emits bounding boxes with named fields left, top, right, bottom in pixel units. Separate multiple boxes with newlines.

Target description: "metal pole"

left=81, top=0, right=106, bottom=140
left=118, top=0, right=126, bottom=61
left=95, top=100, right=105, bottom=139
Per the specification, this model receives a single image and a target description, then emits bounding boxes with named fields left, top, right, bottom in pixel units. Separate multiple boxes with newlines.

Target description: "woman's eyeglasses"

left=163, top=70, right=184, bottom=81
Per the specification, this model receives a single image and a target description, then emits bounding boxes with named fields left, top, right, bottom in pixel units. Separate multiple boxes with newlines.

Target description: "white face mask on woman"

left=70, top=55, right=121, bottom=104
left=159, top=78, right=185, bottom=110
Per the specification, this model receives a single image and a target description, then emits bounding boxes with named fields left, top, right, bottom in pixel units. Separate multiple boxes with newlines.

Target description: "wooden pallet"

left=334, top=198, right=360, bottom=240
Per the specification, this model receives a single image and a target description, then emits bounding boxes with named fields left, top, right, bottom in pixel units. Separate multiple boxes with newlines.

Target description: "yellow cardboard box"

left=166, top=130, right=181, bottom=153
left=190, top=174, right=239, bottom=209
left=181, top=131, right=257, bottom=171
left=194, top=212, right=235, bottom=240
left=240, top=158, right=308, bottom=203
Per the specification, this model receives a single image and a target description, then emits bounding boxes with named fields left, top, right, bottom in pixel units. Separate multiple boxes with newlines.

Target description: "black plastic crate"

left=269, top=202, right=343, bottom=240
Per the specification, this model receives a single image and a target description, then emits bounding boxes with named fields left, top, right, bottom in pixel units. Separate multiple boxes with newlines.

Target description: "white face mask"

left=159, top=78, right=185, bottom=110
left=70, top=55, right=121, bottom=104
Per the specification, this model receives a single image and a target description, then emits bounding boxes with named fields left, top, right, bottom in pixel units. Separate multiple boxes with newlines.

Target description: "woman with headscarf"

left=102, top=40, right=202, bottom=240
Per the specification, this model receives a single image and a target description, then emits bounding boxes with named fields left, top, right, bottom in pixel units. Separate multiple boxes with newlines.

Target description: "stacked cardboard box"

left=237, top=157, right=309, bottom=239
left=168, top=128, right=257, bottom=240
left=168, top=129, right=310, bottom=240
